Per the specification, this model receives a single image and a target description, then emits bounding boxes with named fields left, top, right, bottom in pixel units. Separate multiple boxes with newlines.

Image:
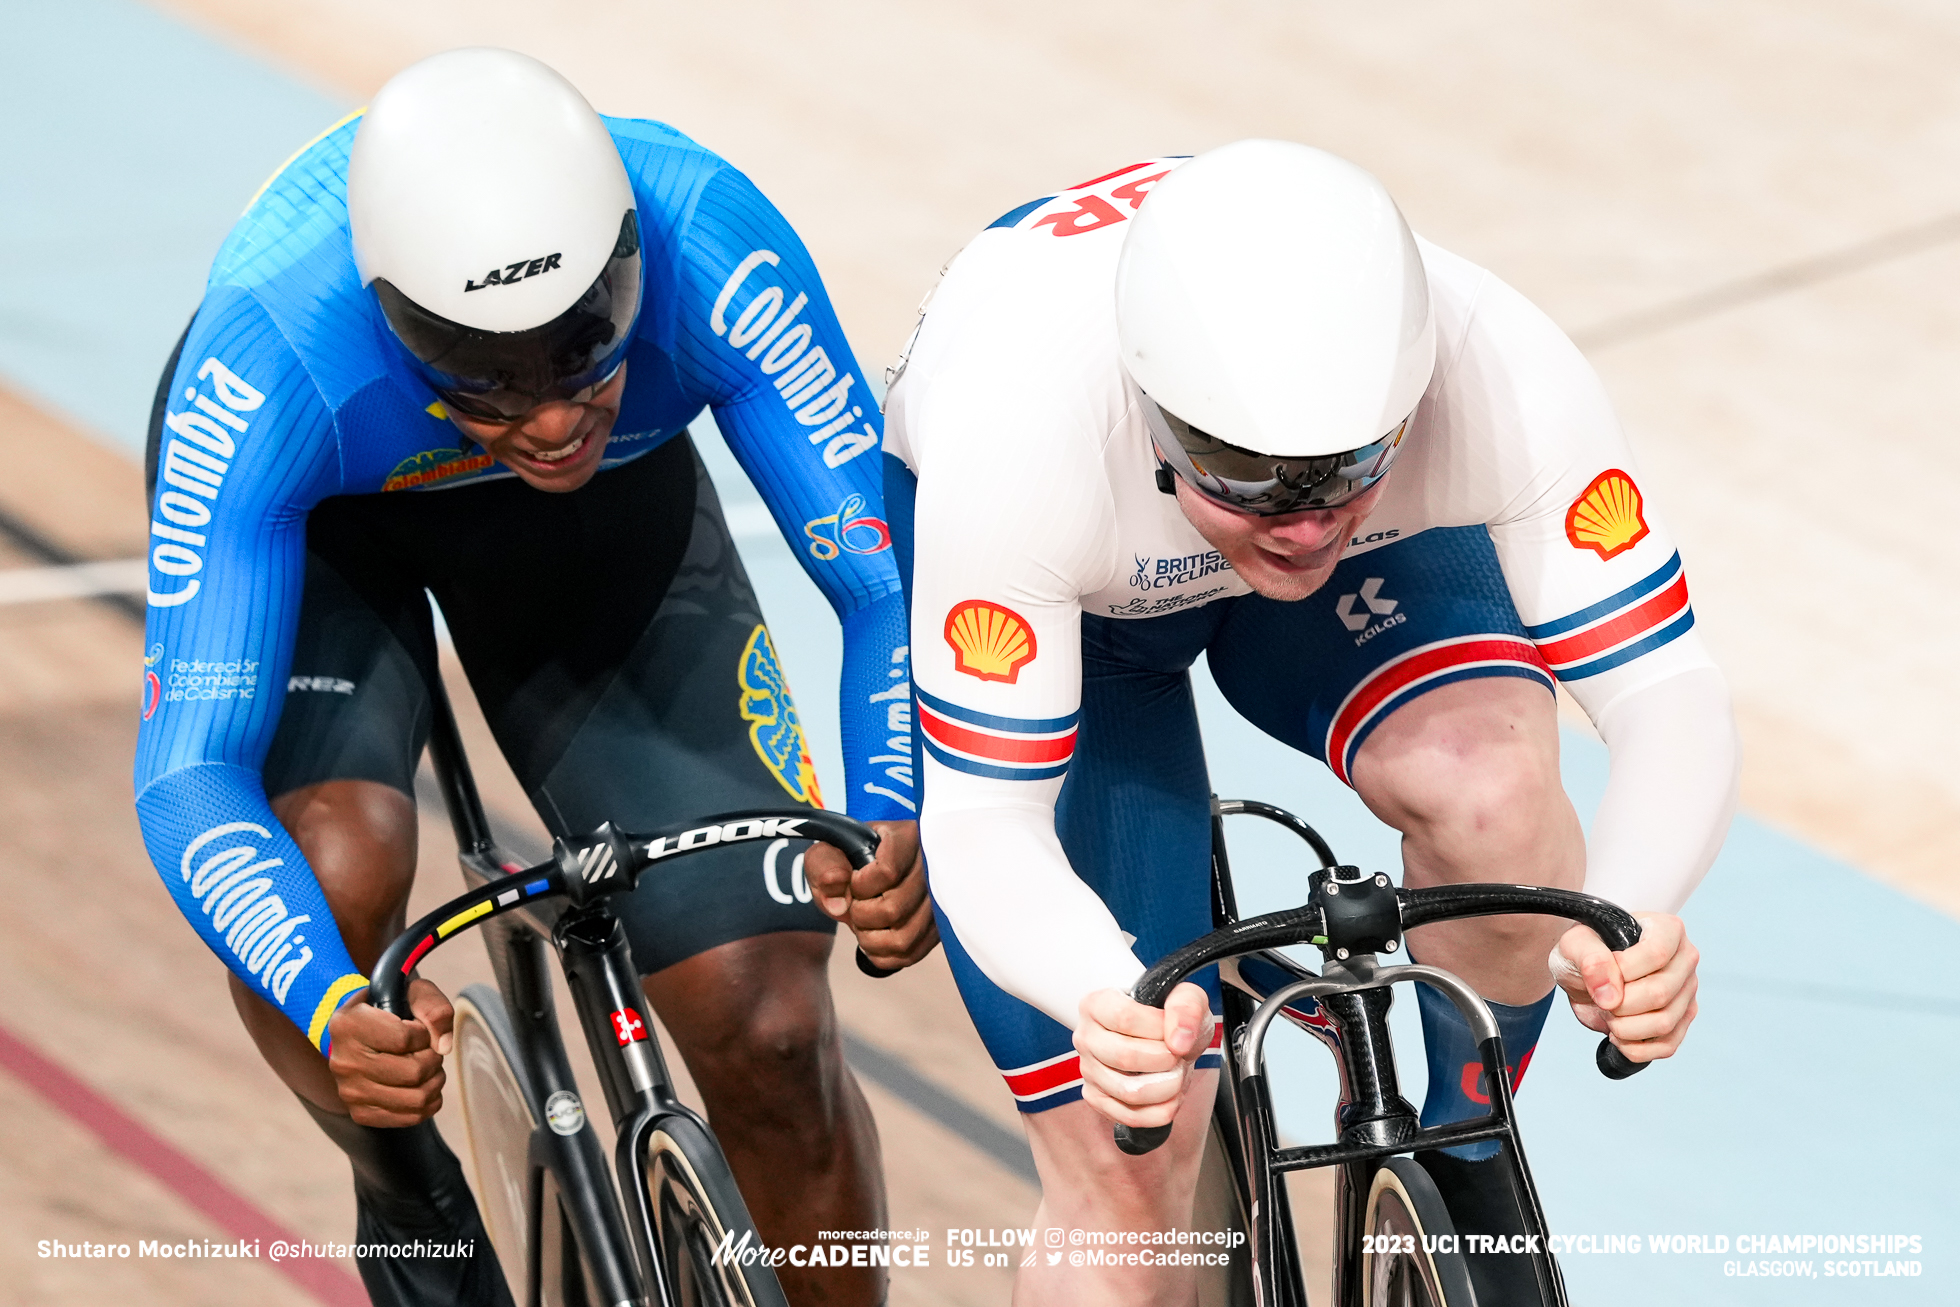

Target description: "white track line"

left=0, top=559, right=146, bottom=606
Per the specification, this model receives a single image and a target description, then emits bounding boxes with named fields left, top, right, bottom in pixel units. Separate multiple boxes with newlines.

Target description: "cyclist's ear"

left=406, top=977, right=457, bottom=1056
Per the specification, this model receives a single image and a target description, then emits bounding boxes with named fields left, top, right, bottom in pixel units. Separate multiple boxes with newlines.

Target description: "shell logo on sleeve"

left=1564, top=469, right=1650, bottom=560
left=944, top=600, right=1037, bottom=684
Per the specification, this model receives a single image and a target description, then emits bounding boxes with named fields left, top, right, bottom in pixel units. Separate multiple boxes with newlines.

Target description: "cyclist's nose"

left=520, top=400, right=585, bottom=446
left=1257, top=510, right=1347, bottom=553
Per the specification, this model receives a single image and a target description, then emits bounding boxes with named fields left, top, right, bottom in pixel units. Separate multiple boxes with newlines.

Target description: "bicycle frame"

left=424, top=673, right=725, bottom=1307
left=1202, top=798, right=1568, bottom=1307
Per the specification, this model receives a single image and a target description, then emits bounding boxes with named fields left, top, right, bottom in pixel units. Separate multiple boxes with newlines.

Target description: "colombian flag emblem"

left=944, top=600, right=1037, bottom=684
left=1564, top=469, right=1649, bottom=560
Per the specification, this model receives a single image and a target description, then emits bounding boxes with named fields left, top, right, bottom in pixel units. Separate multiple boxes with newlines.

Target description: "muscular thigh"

left=1206, top=525, right=1554, bottom=785
left=426, top=434, right=836, bottom=974
left=259, top=504, right=441, bottom=803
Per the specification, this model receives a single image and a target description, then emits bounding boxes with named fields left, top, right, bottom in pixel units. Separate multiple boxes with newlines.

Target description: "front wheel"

left=1359, top=1158, right=1476, bottom=1307
left=452, top=987, right=543, bottom=1298
left=642, top=1112, right=788, bottom=1307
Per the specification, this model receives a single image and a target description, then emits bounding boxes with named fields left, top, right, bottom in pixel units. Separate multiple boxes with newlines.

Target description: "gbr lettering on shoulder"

left=150, top=358, right=264, bottom=609
left=711, top=251, right=878, bottom=469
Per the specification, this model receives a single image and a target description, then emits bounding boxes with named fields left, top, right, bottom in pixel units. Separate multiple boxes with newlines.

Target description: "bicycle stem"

left=1114, top=871, right=1648, bottom=1156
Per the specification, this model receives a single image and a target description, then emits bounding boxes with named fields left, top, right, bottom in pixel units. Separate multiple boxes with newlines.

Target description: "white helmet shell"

left=1116, top=140, right=1435, bottom=457
left=349, top=48, right=635, bottom=333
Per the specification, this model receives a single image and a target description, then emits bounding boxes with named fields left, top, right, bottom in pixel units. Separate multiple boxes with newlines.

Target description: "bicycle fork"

left=554, top=907, right=694, bottom=1307
left=1317, top=986, right=1418, bottom=1306
left=1246, top=958, right=1569, bottom=1307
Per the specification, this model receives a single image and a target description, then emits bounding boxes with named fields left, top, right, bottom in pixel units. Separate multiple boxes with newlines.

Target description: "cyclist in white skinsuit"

left=883, top=141, right=1738, bottom=1305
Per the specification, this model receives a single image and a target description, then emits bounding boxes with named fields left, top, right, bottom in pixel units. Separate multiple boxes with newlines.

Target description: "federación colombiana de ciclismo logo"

left=383, top=446, right=496, bottom=493
left=738, top=626, right=823, bottom=805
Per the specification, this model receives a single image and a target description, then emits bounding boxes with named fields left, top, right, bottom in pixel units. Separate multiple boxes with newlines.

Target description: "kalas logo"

left=464, top=252, right=562, bottom=292
left=1335, top=578, right=1398, bottom=632
left=151, top=357, right=264, bottom=609
left=709, top=250, right=878, bottom=469
left=804, top=493, right=891, bottom=561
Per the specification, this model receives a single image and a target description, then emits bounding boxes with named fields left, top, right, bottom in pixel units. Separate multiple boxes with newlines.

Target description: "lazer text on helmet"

left=464, top=252, right=563, bottom=292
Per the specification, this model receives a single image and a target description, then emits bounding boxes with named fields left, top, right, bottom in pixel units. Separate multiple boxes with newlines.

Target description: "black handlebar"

left=1131, top=883, right=1641, bottom=1005
left=1111, top=879, right=1649, bottom=1157
left=367, top=808, right=882, bottom=1017
left=1398, top=882, right=1641, bottom=949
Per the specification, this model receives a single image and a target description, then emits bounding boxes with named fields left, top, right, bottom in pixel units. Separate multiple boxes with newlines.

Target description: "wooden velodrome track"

left=6, top=2, right=1960, bottom=1304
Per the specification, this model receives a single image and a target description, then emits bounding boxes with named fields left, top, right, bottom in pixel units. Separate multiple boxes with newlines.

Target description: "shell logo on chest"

left=1565, top=469, right=1649, bottom=560
left=944, top=600, right=1038, bottom=683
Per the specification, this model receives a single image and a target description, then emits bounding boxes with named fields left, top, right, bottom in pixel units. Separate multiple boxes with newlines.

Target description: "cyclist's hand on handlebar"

left=1074, top=983, right=1215, bottom=1130
left=325, top=977, right=454, bottom=1127
left=1551, top=913, right=1700, bottom=1065
left=804, top=819, right=939, bottom=969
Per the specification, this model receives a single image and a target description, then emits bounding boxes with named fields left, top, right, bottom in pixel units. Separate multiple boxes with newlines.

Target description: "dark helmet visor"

left=373, top=211, right=643, bottom=420
left=1141, top=391, right=1410, bottom=515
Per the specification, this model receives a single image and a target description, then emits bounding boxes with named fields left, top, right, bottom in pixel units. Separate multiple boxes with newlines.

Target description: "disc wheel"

left=1192, top=1081, right=1256, bottom=1307
left=1360, top=1157, right=1477, bottom=1307
left=452, top=987, right=542, bottom=1298
left=643, top=1113, right=788, bottom=1307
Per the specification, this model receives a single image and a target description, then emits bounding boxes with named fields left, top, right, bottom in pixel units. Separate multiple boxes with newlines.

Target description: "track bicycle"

left=1132, top=798, right=1648, bottom=1307
left=366, top=678, right=887, bottom=1307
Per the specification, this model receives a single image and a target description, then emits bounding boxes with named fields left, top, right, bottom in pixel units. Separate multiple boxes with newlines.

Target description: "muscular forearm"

left=1585, top=667, right=1740, bottom=912
left=136, top=762, right=369, bottom=1048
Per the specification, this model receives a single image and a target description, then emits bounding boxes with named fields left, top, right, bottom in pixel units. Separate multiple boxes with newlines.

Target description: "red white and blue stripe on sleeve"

left=1526, top=552, right=1694, bottom=682
left=1000, top=1025, right=1223, bottom=1113
left=916, top=687, right=1078, bottom=782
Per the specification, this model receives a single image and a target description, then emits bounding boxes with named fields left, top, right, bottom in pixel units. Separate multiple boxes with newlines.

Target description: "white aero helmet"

left=349, top=48, right=642, bottom=420
left=1117, top=140, right=1434, bottom=514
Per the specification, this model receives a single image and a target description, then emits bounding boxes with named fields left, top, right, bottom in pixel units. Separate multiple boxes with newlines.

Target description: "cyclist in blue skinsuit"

left=133, top=49, right=925, bottom=1307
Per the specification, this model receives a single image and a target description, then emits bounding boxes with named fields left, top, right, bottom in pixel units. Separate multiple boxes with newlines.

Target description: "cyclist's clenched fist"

left=1073, top=983, right=1215, bottom=1129
left=804, top=820, right=939, bottom=969
left=325, top=978, right=455, bottom=1126
left=1551, top=913, right=1700, bottom=1063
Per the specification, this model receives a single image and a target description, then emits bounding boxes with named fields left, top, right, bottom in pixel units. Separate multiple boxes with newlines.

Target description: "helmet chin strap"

left=1154, top=462, right=1178, bottom=496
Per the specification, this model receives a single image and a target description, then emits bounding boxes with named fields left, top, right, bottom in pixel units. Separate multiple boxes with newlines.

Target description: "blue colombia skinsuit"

left=133, top=111, right=909, bottom=1050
